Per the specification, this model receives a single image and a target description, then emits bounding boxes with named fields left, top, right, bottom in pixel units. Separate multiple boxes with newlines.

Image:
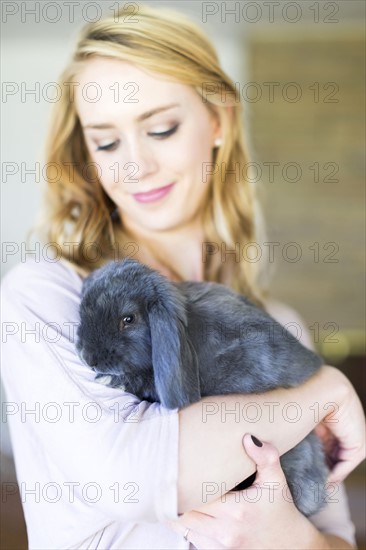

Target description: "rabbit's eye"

left=119, top=315, right=135, bottom=330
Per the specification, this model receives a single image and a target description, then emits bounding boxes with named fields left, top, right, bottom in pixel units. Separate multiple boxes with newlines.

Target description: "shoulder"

left=1, top=258, right=84, bottom=323
left=1, top=257, right=83, bottom=295
left=264, top=298, right=302, bottom=325
left=263, top=297, right=315, bottom=351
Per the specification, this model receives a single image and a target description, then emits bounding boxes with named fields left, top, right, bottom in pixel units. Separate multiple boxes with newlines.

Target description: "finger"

left=242, top=433, right=287, bottom=487
left=168, top=514, right=226, bottom=549
left=191, top=491, right=248, bottom=519
left=327, top=462, right=349, bottom=483
left=326, top=448, right=365, bottom=483
left=192, top=487, right=266, bottom=520
left=187, top=532, right=226, bottom=550
left=326, top=458, right=356, bottom=483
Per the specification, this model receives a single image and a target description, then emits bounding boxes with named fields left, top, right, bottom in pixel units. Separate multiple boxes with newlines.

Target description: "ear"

left=147, top=298, right=201, bottom=409
left=208, top=104, right=222, bottom=147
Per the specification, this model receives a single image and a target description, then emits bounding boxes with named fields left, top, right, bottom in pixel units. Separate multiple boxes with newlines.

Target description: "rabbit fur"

left=76, top=258, right=330, bottom=517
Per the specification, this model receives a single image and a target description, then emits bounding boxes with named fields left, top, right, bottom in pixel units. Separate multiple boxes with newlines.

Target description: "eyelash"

left=95, top=124, right=180, bottom=152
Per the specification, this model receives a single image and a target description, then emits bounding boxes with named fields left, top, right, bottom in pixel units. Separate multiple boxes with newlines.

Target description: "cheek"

left=185, top=136, right=215, bottom=189
left=167, top=122, right=214, bottom=175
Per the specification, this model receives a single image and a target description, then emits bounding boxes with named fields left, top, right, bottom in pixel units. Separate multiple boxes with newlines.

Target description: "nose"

left=123, top=139, right=158, bottom=183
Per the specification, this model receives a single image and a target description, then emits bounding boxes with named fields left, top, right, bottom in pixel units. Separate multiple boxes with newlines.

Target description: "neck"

left=121, top=215, right=206, bottom=282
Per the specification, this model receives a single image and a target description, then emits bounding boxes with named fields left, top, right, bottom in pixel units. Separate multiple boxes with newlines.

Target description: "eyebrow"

left=82, top=103, right=180, bottom=129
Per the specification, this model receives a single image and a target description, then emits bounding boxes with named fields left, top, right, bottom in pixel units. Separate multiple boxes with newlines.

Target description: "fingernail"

left=251, top=435, right=263, bottom=447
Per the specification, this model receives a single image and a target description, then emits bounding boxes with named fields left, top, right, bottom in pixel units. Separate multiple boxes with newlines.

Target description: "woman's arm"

left=177, top=364, right=362, bottom=513
left=171, top=432, right=358, bottom=549
left=322, top=533, right=356, bottom=549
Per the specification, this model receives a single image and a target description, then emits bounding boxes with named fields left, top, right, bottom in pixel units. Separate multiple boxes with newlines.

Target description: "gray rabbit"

left=76, top=258, right=330, bottom=517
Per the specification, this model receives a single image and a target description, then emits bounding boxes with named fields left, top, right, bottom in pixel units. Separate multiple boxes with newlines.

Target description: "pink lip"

left=132, top=182, right=176, bottom=203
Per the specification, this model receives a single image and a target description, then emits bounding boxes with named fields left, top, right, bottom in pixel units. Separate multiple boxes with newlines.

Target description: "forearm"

left=178, top=364, right=349, bottom=513
left=297, top=515, right=356, bottom=549
left=322, top=534, right=356, bottom=549
left=281, top=510, right=358, bottom=549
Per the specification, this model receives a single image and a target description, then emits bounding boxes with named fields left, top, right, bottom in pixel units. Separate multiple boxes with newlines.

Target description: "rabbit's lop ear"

left=147, top=291, right=200, bottom=410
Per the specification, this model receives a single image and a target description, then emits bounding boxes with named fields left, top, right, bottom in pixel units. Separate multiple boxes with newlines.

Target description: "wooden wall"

left=246, top=27, right=365, bottom=364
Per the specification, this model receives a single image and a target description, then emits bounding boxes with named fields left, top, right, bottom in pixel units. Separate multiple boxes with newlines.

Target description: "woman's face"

left=75, top=57, right=221, bottom=235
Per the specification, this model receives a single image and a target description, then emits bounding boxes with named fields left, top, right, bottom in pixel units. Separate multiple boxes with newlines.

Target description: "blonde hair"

left=28, top=3, right=270, bottom=307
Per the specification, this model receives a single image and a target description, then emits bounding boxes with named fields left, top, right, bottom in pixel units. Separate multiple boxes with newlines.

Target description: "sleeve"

left=1, top=259, right=180, bottom=546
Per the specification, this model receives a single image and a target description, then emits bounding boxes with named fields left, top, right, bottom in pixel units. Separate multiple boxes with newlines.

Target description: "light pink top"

left=1, top=258, right=356, bottom=549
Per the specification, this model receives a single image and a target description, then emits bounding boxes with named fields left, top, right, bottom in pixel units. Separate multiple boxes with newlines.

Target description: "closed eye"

left=96, top=140, right=120, bottom=152
left=148, top=124, right=179, bottom=139
left=95, top=124, right=179, bottom=152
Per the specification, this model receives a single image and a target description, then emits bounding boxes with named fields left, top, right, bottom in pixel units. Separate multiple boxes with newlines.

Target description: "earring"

left=214, top=137, right=223, bottom=148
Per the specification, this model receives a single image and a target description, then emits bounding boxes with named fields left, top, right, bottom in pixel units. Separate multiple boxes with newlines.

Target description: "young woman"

left=2, top=4, right=364, bottom=549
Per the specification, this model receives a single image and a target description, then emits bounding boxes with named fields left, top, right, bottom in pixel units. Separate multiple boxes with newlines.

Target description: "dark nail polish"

left=251, top=435, right=263, bottom=447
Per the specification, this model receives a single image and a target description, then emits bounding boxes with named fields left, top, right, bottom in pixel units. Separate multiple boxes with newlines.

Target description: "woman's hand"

left=319, top=367, right=365, bottom=483
left=168, top=434, right=328, bottom=549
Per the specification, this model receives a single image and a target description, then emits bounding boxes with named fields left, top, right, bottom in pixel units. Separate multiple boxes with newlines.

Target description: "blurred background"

left=1, top=1, right=365, bottom=548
